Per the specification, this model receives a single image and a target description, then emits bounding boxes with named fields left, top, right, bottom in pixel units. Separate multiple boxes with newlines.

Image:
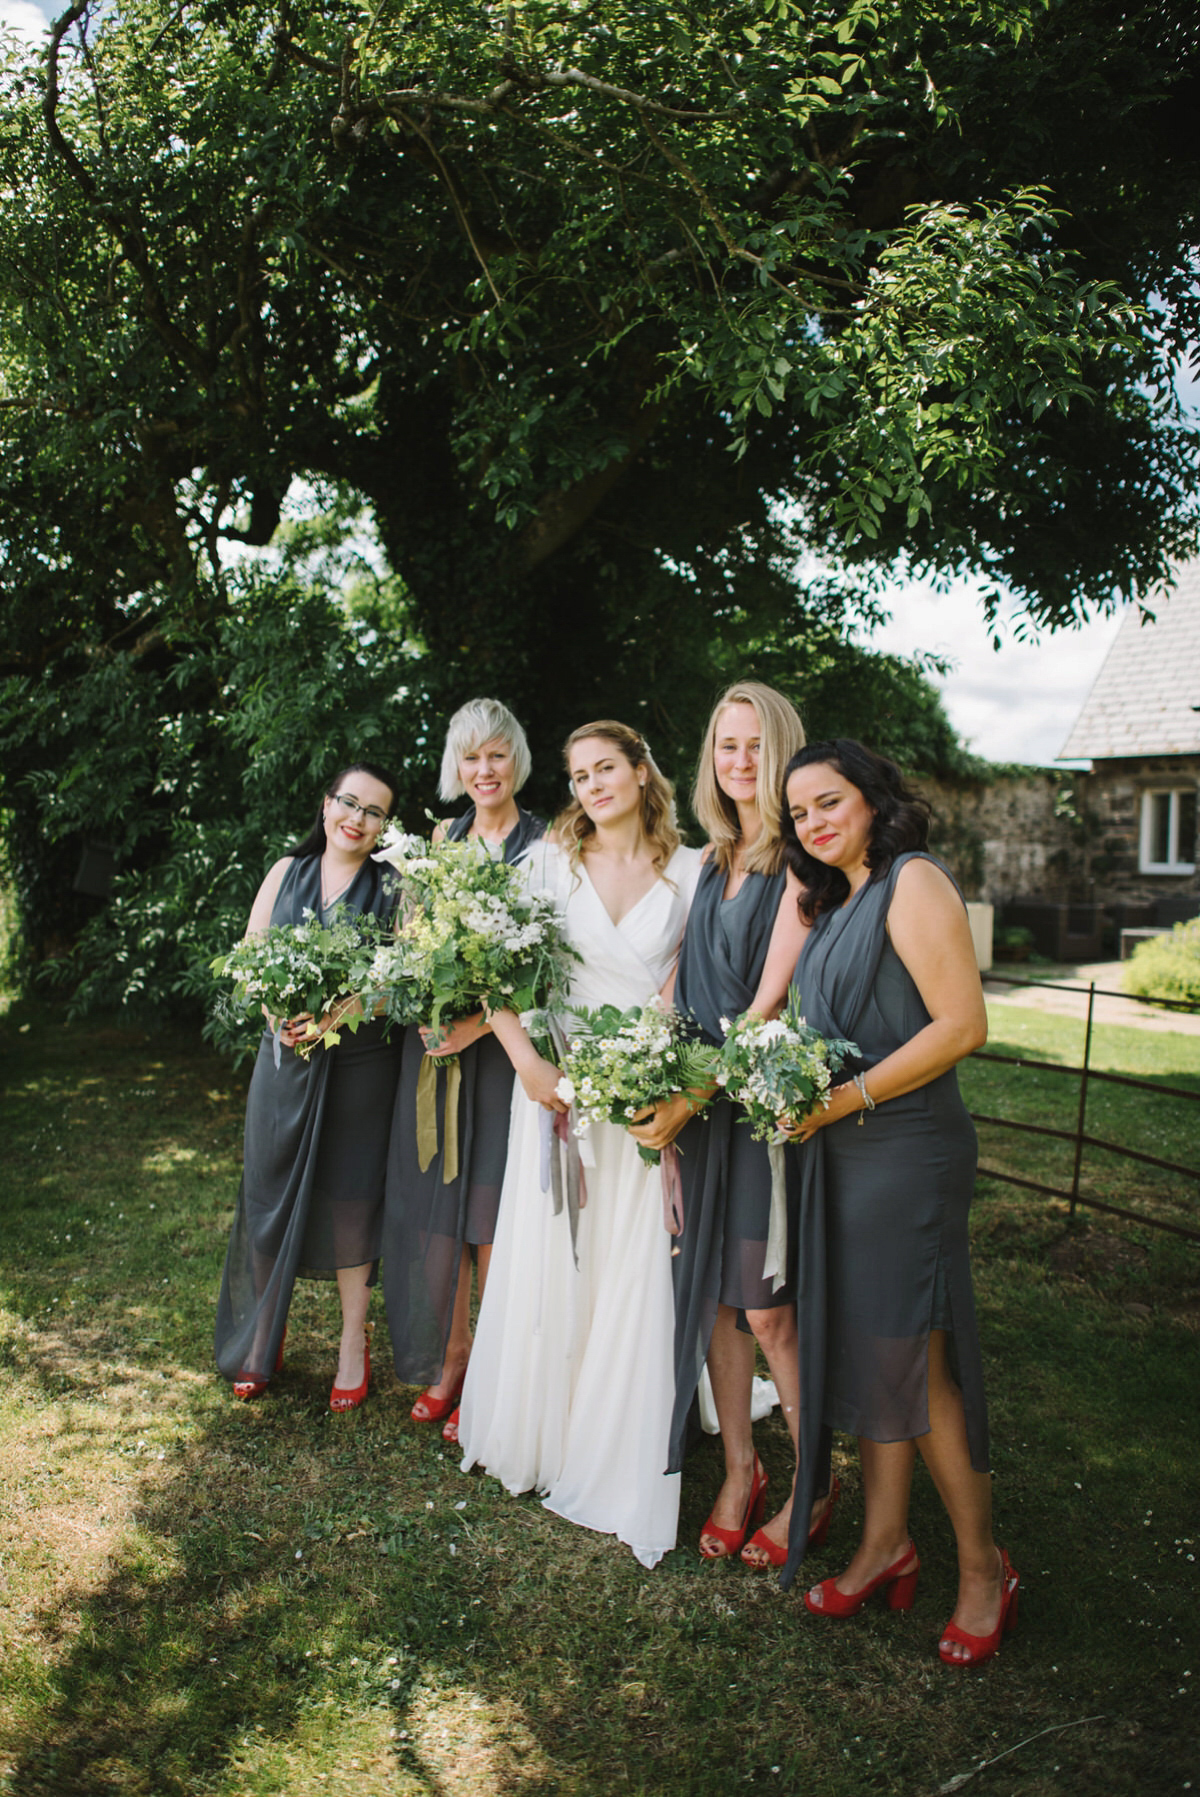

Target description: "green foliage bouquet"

left=558, top=1000, right=720, bottom=1167
left=369, top=829, right=579, bottom=1042
left=211, top=907, right=386, bottom=1058
left=716, top=992, right=859, bottom=1140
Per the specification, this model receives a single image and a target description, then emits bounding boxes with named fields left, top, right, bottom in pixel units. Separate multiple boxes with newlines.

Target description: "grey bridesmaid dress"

left=381, top=804, right=544, bottom=1384
left=781, top=851, right=988, bottom=1589
left=667, top=857, right=796, bottom=1473
left=214, top=853, right=402, bottom=1385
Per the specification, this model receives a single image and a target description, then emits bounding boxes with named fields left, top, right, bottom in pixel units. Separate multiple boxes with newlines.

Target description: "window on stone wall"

left=1139, top=787, right=1197, bottom=874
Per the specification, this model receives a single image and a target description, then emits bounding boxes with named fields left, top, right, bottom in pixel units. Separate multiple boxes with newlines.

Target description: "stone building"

left=912, top=560, right=1199, bottom=957
left=1058, top=557, right=1200, bottom=917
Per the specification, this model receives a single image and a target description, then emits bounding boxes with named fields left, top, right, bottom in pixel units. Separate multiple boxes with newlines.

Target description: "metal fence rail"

left=969, top=974, right=1200, bottom=1242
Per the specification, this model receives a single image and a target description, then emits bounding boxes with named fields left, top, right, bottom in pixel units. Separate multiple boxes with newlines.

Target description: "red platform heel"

left=330, top=1326, right=371, bottom=1413
left=700, top=1455, right=767, bottom=1559
left=938, top=1549, right=1019, bottom=1667
left=741, top=1471, right=842, bottom=1570
left=233, top=1325, right=286, bottom=1401
left=442, top=1406, right=461, bottom=1444
left=410, top=1378, right=464, bottom=1425
left=804, top=1539, right=920, bottom=1617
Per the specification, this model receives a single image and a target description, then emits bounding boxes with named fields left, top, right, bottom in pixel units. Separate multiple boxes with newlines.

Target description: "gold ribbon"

left=415, top=1054, right=461, bottom=1183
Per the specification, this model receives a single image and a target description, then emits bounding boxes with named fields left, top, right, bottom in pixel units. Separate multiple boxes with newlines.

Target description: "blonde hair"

left=553, top=720, right=681, bottom=879
left=438, top=697, right=532, bottom=803
left=693, top=682, right=806, bottom=876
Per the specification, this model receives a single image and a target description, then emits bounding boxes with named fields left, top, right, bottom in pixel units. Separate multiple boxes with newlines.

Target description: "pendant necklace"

left=321, top=865, right=356, bottom=912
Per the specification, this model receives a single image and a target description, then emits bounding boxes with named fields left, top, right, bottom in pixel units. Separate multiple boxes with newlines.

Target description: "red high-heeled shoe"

left=330, top=1327, right=371, bottom=1413
left=232, top=1325, right=287, bottom=1401
left=442, top=1405, right=461, bottom=1444
left=700, top=1455, right=767, bottom=1559
left=410, top=1378, right=464, bottom=1425
left=804, top=1539, right=920, bottom=1616
left=740, top=1473, right=842, bottom=1570
left=938, top=1549, right=1019, bottom=1667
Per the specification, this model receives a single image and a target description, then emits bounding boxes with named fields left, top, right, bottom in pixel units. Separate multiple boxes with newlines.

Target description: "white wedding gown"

left=458, top=840, right=702, bottom=1567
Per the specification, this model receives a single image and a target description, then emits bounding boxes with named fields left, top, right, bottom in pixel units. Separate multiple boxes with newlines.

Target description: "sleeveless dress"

left=667, top=858, right=795, bottom=1472
left=781, top=851, right=989, bottom=1589
left=458, top=841, right=702, bottom=1567
left=381, top=804, right=544, bottom=1383
left=214, top=854, right=402, bottom=1384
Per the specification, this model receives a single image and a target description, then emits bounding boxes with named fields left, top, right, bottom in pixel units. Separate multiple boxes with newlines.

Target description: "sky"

left=4, top=0, right=1192, bottom=767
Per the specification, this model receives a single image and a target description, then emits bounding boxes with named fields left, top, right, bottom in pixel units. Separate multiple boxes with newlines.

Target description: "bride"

left=457, top=720, right=701, bottom=1566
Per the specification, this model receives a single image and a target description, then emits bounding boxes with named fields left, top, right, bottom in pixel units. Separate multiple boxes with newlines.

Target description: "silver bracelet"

left=853, top=1072, right=875, bottom=1124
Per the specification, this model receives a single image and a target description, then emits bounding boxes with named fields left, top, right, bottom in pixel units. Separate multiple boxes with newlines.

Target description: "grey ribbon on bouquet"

left=537, top=1012, right=586, bottom=1266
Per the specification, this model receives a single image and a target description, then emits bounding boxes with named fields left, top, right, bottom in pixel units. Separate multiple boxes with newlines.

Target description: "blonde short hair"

left=438, top=698, right=532, bottom=803
left=693, top=682, right=805, bottom=876
left=553, top=720, right=681, bottom=880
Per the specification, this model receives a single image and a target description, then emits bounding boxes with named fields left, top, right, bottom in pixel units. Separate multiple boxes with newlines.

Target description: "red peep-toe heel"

left=232, top=1325, right=286, bottom=1401
left=938, top=1549, right=1019, bottom=1668
left=741, top=1472, right=842, bottom=1570
left=700, top=1455, right=767, bottom=1559
left=330, top=1326, right=371, bottom=1413
left=804, top=1539, right=920, bottom=1617
left=410, top=1378, right=464, bottom=1425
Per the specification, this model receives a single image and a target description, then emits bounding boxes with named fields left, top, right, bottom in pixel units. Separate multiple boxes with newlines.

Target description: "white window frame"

left=1139, top=786, right=1197, bottom=875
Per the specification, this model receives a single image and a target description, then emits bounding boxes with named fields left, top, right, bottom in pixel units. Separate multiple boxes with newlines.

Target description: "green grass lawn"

left=0, top=998, right=1197, bottom=1797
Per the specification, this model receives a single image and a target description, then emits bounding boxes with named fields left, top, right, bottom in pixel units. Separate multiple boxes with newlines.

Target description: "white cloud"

left=861, top=577, right=1125, bottom=767
left=0, top=1, right=53, bottom=41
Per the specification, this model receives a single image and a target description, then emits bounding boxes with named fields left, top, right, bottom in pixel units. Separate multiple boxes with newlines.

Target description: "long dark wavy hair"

left=780, top=739, right=931, bottom=922
left=287, top=761, right=399, bottom=860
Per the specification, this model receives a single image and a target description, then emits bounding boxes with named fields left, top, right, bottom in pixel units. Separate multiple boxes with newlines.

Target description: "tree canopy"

left=1, top=0, right=1197, bottom=1011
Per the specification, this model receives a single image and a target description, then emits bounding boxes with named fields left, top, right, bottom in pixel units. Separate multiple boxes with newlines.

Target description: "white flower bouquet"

left=211, top=907, right=386, bottom=1056
left=715, top=990, right=859, bottom=1141
left=370, top=827, right=579, bottom=1041
left=559, top=1000, right=720, bottom=1166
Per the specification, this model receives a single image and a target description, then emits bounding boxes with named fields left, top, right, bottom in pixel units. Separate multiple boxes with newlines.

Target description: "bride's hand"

left=516, top=1052, right=569, bottom=1112
left=628, top=1091, right=698, bottom=1151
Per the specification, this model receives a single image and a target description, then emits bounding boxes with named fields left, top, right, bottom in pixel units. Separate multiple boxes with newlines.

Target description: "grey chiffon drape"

left=381, top=804, right=545, bottom=1384
left=781, top=851, right=988, bottom=1589
left=667, top=858, right=797, bottom=1472
left=214, top=854, right=402, bottom=1385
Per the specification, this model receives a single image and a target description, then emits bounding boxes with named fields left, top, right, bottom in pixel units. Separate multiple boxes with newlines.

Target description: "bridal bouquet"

left=715, top=991, right=859, bottom=1141
left=557, top=1000, right=720, bottom=1167
left=369, top=828, right=578, bottom=1041
left=212, top=907, right=386, bottom=1057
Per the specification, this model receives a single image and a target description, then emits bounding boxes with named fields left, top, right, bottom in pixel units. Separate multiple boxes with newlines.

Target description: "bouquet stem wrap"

left=660, top=1142, right=684, bottom=1238
left=538, top=1012, right=586, bottom=1264
left=415, top=1054, right=462, bottom=1183
left=763, top=1140, right=788, bottom=1293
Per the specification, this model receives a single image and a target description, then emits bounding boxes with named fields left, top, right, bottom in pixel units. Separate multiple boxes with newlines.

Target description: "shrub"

left=1123, top=918, right=1200, bottom=1004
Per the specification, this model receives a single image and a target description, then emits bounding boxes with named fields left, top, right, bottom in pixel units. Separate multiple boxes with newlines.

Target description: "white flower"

left=555, top=1075, right=576, bottom=1104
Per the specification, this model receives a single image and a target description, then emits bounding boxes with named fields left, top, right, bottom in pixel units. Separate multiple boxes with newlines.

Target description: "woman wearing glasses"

left=215, top=761, right=403, bottom=1410
left=382, top=699, right=544, bottom=1443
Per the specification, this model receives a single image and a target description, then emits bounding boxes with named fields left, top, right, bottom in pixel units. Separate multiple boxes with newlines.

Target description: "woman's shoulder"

left=890, top=853, right=964, bottom=910
left=667, top=843, right=704, bottom=901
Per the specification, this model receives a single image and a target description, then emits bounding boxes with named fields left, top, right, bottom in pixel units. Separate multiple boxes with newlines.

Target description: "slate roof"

left=1059, top=557, right=1200, bottom=760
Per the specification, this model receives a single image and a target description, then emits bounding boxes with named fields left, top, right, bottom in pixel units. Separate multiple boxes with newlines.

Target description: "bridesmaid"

left=215, top=761, right=402, bottom=1409
left=779, top=740, right=1016, bottom=1669
left=381, top=698, right=544, bottom=1441
left=632, top=683, right=829, bottom=1567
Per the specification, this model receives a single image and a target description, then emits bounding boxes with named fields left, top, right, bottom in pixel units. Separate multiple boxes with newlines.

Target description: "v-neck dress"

left=781, top=851, right=989, bottom=1589
left=214, top=853, right=402, bottom=1385
left=381, top=804, right=544, bottom=1383
left=458, top=840, right=702, bottom=1567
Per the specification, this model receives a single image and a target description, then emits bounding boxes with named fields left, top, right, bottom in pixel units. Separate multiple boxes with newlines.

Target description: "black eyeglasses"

left=331, top=793, right=388, bottom=826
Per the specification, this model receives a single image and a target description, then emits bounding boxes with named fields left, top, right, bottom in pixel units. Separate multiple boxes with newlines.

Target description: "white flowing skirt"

left=458, top=1088, right=680, bottom=1567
